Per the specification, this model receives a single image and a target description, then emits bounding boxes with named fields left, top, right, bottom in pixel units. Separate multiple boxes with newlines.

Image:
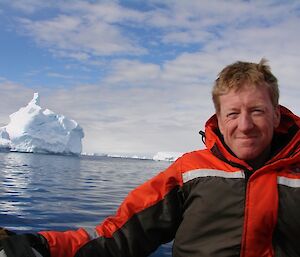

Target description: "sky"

left=0, top=0, right=299, bottom=156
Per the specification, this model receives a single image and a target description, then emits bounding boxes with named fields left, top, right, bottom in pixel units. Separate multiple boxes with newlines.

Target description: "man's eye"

left=227, top=112, right=238, bottom=118
left=252, top=109, right=264, bottom=114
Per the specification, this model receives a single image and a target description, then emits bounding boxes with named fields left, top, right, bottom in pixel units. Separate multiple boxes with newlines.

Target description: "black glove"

left=0, top=233, right=50, bottom=257
left=0, top=228, right=16, bottom=240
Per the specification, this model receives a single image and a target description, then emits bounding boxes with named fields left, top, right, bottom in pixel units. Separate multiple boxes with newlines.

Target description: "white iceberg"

left=0, top=93, right=84, bottom=155
left=153, top=151, right=183, bottom=162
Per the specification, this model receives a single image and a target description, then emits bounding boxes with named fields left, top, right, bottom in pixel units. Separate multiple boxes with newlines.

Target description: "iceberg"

left=153, top=152, right=183, bottom=162
left=0, top=93, right=84, bottom=155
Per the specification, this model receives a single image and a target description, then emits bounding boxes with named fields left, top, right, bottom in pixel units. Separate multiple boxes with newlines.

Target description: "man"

left=1, top=59, right=299, bottom=257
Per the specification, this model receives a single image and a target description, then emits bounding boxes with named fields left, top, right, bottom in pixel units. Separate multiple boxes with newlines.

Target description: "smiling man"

left=1, top=59, right=299, bottom=257
left=215, top=61, right=281, bottom=169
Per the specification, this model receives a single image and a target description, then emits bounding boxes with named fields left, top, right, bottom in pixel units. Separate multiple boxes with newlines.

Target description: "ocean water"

left=0, top=152, right=172, bottom=256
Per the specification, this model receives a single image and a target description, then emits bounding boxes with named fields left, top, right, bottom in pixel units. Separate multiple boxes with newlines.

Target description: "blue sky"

left=0, top=0, right=299, bottom=156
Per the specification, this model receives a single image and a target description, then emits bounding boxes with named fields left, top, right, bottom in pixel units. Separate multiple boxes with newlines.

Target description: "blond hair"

left=212, top=58, right=279, bottom=113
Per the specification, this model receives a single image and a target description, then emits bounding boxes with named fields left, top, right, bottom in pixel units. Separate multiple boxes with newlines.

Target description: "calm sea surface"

left=0, top=152, right=172, bottom=256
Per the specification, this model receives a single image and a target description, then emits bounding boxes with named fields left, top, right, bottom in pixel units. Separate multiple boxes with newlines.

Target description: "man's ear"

left=274, top=106, right=281, bottom=128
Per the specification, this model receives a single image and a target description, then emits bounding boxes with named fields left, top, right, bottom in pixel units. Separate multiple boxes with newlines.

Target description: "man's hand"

left=0, top=228, right=16, bottom=240
left=0, top=232, right=50, bottom=257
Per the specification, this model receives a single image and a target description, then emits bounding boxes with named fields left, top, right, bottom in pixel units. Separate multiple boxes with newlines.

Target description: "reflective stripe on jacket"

left=40, top=106, right=300, bottom=257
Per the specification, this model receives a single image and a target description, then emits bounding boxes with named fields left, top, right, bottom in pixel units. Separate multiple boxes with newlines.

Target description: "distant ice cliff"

left=153, top=151, right=183, bottom=162
left=82, top=151, right=183, bottom=162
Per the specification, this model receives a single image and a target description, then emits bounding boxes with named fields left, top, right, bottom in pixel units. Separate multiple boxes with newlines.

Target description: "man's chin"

left=235, top=149, right=259, bottom=161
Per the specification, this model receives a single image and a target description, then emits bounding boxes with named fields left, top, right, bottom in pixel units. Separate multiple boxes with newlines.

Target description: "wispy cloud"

left=12, top=1, right=148, bottom=60
left=0, top=0, right=52, bottom=14
left=104, top=60, right=160, bottom=85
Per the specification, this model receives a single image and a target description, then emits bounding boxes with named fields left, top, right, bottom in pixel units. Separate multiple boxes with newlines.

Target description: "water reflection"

left=0, top=153, right=34, bottom=217
left=0, top=152, right=82, bottom=230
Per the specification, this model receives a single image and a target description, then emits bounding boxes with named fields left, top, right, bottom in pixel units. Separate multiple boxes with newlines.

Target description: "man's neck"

left=246, top=146, right=271, bottom=170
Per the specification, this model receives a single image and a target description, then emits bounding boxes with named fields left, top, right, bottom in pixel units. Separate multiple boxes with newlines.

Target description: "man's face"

left=217, top=84, right=280, bottom=161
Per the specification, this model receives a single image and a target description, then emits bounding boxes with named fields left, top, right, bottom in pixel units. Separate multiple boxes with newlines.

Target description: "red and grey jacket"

left=40, top=106, right=300, bottom=257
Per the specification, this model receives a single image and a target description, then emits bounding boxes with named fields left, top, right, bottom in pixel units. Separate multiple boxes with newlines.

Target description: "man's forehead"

left=219, top=87, right=271, bottom=109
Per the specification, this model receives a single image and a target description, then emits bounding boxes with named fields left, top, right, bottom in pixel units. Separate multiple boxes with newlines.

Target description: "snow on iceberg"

left=0, top=93, right=84, bottom=155
left=153, top=152, right=183, bottom=162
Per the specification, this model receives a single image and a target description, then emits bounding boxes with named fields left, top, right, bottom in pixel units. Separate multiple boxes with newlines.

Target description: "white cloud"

left=8, top=1, right=300, bottom=63
left=18, top=15, right=146, bottom=58
left=13, top=1, right=148, bottom=59
left=0, top=0, right=52, bottom=14
left=162, top=30, right=213, bottom=44
left=62, top=1, right=145, bottom=24
left=104, top=60, right=160, bottom=85
left=147, top=1, right=300, bottom=48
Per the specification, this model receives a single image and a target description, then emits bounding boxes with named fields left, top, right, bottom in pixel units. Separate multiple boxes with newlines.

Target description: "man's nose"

left=238, top=113, right=254, bottom=132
